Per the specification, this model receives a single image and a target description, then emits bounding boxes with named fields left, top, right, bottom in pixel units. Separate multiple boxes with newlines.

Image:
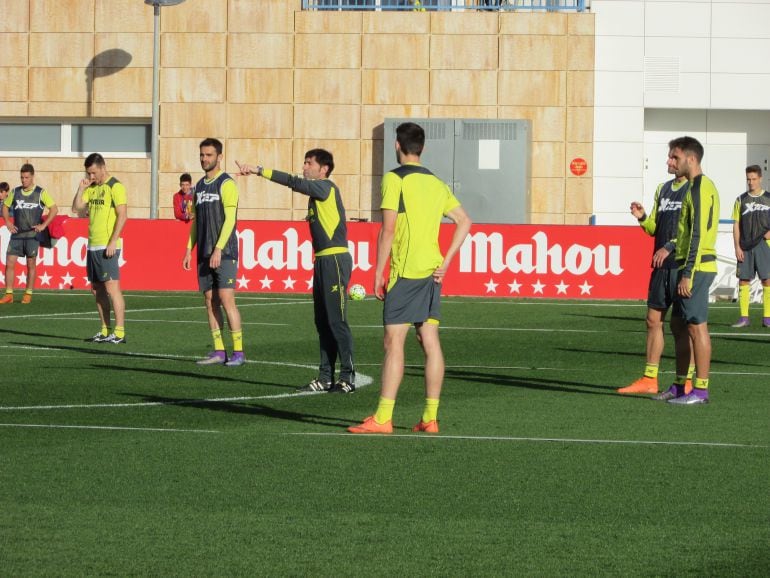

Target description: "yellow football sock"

left=100, top=325, right=110, bottom=337
left=643, top=363, right=659, bottom=379
left=4, top=289, right=12, bottom=295
left=114, top=326, right=125, bottom=339
left=764, top=286, right=770, bottom=318
left=694, top=377, right=709, bottom=390
left=231, top=330, right=243, bottom=352
left=212, top=329, right=225, bottom=351
left=24, top=289, right=32, bottom=295
left=374, top=397, right=395, bottom=425
left=686, top=365, right=695, bottom=380
left=739, top=284, right=750, bottom=317
left=421, top=398, right=440, bottom=423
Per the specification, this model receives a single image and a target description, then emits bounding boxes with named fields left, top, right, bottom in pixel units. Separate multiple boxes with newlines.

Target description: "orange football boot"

left=348, top=416, right=393, bottom=434
left=412, top=420, right=439, bottom=433
left=617, top=376, right=658, bottom=395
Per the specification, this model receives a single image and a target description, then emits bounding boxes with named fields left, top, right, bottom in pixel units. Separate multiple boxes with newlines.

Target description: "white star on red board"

left=259, top=275, right=273, bottom=289
left=507, top=280, right=521, bottom=294
left=283, top=276, right=296, bottom=290
left=237, top=275, right=250, bottom=289
left=555, top=280, right=569, bottom=295
left=484, top=278, right=498, bottom=293
left=39, top=271, right=52, bottom=286
left=532, top=280, right=545, bottom=294
left=579, top=280, right=593, bottom=295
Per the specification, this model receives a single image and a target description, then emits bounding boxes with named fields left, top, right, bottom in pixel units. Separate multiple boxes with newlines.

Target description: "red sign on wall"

left=0, top=220, right=653, bottom=300
left=570, top=158, right=588, bottom=176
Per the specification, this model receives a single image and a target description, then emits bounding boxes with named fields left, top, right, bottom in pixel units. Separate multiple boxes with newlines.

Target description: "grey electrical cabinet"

left=382, top=118, right=531, bottom=224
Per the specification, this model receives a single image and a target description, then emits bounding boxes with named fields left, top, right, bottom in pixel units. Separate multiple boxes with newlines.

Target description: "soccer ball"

left=348, top=284, right=366, bottom=301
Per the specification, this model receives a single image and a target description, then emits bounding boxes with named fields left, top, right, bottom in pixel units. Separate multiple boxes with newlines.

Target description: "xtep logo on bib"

left=658, top=198, right=683, bottom=213
left=197, top=192, right=221, bottom=204
left=14, top=199, right=41, bottom=210
left=742, top=202, right=770, bottom=215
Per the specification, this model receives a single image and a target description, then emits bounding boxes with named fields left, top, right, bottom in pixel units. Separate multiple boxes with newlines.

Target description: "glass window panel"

left=71, top=124, right=150, bottom=153
left=0, top=124, right=61, bottom=151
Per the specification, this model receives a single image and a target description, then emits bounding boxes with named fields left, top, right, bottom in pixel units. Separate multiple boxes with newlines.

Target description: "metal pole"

left=149, top=4, right=161, bottom=219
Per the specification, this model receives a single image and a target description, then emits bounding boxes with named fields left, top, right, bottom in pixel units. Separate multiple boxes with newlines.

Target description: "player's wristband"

left=256, top=165, right=263, bottom=176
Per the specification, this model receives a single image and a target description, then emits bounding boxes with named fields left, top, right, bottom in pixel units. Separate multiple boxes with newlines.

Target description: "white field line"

left=0, top=423, right=220, bottom=433
left=287, top=432, right=768, bottom=449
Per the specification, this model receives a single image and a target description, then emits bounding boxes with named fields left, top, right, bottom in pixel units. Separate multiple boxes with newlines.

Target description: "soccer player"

left=1, top=164, right=59, bottom=305
left=71, top=154, right=127, bottom=343
left=618, top=153, right=694, bottom=395
left=183, top=138, right=245, bottom=367
left=349, top=122, right=472, bottom=434
left=662, top=136, right=719, bottom=405
left=236, top=150, right=356, bottom=393
left=730, top=165, right=770, bottom=328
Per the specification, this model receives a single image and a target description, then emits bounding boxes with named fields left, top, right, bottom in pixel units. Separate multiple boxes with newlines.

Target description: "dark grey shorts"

left=673, top=271, right=716, bottom=325
left=647, top=267, right=678, bottom=310
left=7, top=237, right=40, bottom=258
left=383, top=276, right=441, bottom=325
left=87, top=249, right=121, bottom=283
left=737, top=241, right=770, bottom=281
left=197, top=258, right=237, bottom=293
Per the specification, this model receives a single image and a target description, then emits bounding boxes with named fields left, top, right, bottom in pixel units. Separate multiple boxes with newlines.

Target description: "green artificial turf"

left=1, top=292, right=768, bottom=576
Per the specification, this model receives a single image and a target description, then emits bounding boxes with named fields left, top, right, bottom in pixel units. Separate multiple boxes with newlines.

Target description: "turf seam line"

left=0, top=423, right=220, bottom=433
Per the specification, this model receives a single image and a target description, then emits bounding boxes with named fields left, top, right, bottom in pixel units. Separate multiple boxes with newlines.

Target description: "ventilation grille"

left=461, top=122, right=517, bottom=141
left=644, top=56, right=680, bottom=93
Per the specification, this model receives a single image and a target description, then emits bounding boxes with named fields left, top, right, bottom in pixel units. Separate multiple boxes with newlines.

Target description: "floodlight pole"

left=146, top=0, right=186, bottom=219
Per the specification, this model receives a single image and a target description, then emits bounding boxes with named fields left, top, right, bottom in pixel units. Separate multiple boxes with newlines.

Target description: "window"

left=0, top=121, right=150, bottom=158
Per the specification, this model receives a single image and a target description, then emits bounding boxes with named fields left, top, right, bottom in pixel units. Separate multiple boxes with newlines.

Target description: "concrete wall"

left=0, top=0, right=594, bottom=223
left=592, top=0, right=770, bottom=225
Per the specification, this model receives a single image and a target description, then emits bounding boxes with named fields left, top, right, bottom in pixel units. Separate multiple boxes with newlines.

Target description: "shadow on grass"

left=0, top=328, right=88, bottom=341
left=92, top=363, right=292, bottom=389
left=122, top=392, right=353, bottom=428
left=435, top=367, right=626, bottom=398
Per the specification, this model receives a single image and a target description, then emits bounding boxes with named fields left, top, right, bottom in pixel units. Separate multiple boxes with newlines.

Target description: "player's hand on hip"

left=735, top=247, right=744, bottom=262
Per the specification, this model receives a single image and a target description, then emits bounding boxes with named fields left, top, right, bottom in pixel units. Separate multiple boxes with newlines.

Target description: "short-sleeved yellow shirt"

left=82, top=177, right=127, bottom=248
left=381, top=163, right=460, bottom=284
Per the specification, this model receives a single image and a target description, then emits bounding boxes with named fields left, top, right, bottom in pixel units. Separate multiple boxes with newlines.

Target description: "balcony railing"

left=302, top=1, right=587, bottom=12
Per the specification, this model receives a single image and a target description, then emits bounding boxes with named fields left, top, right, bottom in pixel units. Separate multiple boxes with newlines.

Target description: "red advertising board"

left=0, top=219, right=653, bottom=299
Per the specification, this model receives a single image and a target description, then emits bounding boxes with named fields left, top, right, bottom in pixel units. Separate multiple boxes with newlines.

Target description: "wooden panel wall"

left=0, top=0, right=594, bottom=223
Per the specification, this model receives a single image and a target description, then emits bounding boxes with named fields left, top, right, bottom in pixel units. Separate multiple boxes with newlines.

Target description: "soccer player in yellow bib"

left=349, top=122, right=472, bottom=434
left=662, top=136, right=720, bottom=405
left=1, top=164, right=58, bottom=305
left=71, top=154, right=127, bottom=344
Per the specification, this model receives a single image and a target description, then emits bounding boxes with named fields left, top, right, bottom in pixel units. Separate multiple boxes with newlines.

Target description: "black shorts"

left=647, top=267, right=678, bottom=310
left=673, top=271, right=716, bottom=325
left=197, top=258, right=237, bottom=293
left=383, top=276, right=441, bottom=325
left=7, top=237, right=40, bottom=259
left=737, top=241, right=770, bottom=281
left=87, top=249, right=121, bottom=283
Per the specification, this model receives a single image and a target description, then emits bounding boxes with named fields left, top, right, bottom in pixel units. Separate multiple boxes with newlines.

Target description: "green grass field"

left=1, top=291, right=768, bottom=576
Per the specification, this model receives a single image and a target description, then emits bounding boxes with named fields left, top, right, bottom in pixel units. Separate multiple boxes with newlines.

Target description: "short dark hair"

left=396, top=122, right=425, bottom=157
left=0, top=182, right=9, bottom=192
left=180, top=173, right=192, bottom=183
left=668, top=136, right=704, bottom=163
left=305, top=148, right=335, bottom=176
left=20, top=163, right=34, bottom=175
left=84, top=153, right=106, bottom=169
left=746, top=165, right=762, bottom=177
left=199, top=138, right=223, bottom=155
